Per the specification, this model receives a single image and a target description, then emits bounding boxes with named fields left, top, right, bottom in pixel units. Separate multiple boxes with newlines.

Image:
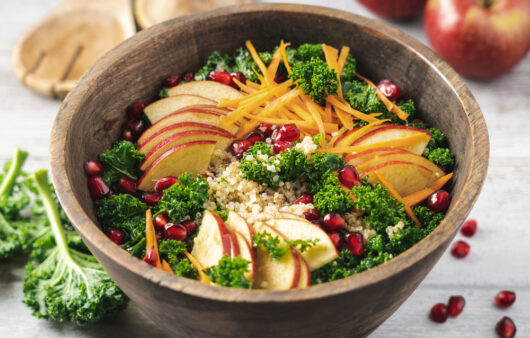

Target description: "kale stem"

left=0, top=147, right=28, bottom=197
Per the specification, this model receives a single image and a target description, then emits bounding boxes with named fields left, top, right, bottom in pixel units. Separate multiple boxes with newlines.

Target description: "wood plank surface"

left=0, top=0, right=528, bottom=337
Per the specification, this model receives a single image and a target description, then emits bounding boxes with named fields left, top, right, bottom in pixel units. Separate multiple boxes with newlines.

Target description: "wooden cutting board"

left=135, top=0, right=252, bottom=29
left=11, top=0, right=135, bottom=99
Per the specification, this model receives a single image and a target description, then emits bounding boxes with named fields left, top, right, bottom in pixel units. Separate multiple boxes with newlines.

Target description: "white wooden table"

left=1, top=1, right=528, bottom=337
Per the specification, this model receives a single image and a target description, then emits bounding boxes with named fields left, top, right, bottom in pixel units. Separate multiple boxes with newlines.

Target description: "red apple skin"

left=424, top=0, right=530, bottom=79
left=358, top=0, right=427, bottom=20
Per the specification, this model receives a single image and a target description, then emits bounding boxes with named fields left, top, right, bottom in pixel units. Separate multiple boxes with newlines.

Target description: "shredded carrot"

left=323, top=44, right=343, bottom=97
left=241, top=112, right=338, bottom=133
left=280, top=40, right=292, bottom=74
left=403, top=173, right=454, bottom=207
left=161, top=260, right=174, bottom=274
left=145, top=209, right=161, bottom=268
left=323, top=133, right=430, bottom=155
left=246, top=80, right=261, bottom=89
left=246, top=40, right=270, bottom=85
left=356, top=73, right=409, bottom=121
left=233, top=78, right=257, bottom=94
left=267, top=47, right=283, bottom=81
left=323, top=101, right=333, bottom=123
left=337, top=46, right=350, bottom=75
left=373, top=172, right=421, bottom=227
left=184, top=251, right=211, bottom=284
left=302, top=95, right=326, bottom=147
left=327, top=95, right=379, bottom=123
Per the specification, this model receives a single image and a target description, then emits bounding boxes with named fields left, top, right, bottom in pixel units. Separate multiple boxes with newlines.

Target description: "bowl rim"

left=50, top=3, right=489, bottom=303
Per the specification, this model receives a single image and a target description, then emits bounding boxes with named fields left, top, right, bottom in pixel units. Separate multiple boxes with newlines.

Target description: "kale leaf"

left=313, top=172, right=354, bottom=215
left=344, top=80, right=386, bottom=114
left=98, top=141, right=145, bottom=187
left=305, top=152, right=346, bottom=186
left=239, top=142, right=280, bottom=189
left=428, top=148, right=456, bottom=167
left=340, top=55, right=357, bottom=83
left=253, top=231, right=318, bottom=261
left=278, top=148, right=306, bottom=182
left=290, top=58, right=338, bottom=104
left=295, top=43, right=324, bottom=62
left=203, top=255, right=252, bottom=289
left=158, top=239, right=198, bottom=279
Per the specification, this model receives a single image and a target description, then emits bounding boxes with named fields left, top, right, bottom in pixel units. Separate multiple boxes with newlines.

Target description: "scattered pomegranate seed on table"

left=126, top=101, right=147, bottom=120
left=246, top=131, right=265, bottom=145
left=338, top=165, right=361, bottom=188
left=164, top=74, right=182, bottom=88
left=230, top=140, right=252, bottom=159
left=496, top=317, right=516, bottom=338
left=430, top=303, right=448, bottom=323
left=345, top=232, right=365, bottom=255
left=154, top=176, right=179, bottom=194
left=88, top=176, right=110, bottom=201
left=272, top=124, right=300, bottom=142
left=106, top=228, right=125, bottom=245
left=303, top=208, right=321, bottom=221
left=461, top=219, right=478, bottom=237
left=495, top=291, right=516, bottom=308
left=208, top=71, right=232, bottom=85
left=182, top=72, right=194, bottom=82
left=153, top=214, right=169, bottom=230
left=293, top=193, right=313, bottom=205
left=182, top=220, right=196, bottom=235
left=447, top=295, right=466, bottom=317
left=117, top=176, right=137, bottom=195
left=164, top=223, right=188, bottom=241
left=84, top=160, right=104, bottom=177
left=328, top=232, right=343, bottom=251
left=273, top=140, right=292, bottom=154
left=376, top=79, right=402, bottom=101
left=143, top=247, right=158, bottom=267
left=427, top=190, right=451, bottom=212
left=143, top=193, right=161, bottom=206
left=323, top=212, right=346, bottom=231
left=451, top=240, right=470, bottom=258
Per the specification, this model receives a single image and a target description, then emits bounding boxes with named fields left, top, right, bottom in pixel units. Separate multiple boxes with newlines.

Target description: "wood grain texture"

left=47, top=3, right=488, bottom=337
left=2, top=1, right=528, bottom=337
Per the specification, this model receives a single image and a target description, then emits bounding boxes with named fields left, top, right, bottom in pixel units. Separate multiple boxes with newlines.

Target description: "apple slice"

left=345, top=147, right=409, bottom=166
left=276, top=212, right=306, bottom=221
left=361, top=161, right=438, bottom=196
left=253, top=222, right=301, bottom=290
left=351, top=125, right=432, bottom=155
left=137, top=140, right=215, bottom=191
left=138, top=106, right=238, bottom=145
left=139, top=130, right=233, bottom=170
left=333, top=124, right=387, bottom=148
left=138, top=121, right=234, bottom=153
left=191, top=210, right=232, bottom=269
left=295, top=251, right=311, bottom=289
left=266, top=218, right=338, bottom=271
left=167, top=80, right=244, bottom=101
left=225, top=211, right=254, bottom=246
left=355, top=151, right=445, bottom=178
left=232, top=230, right=256, bottom=281
left=144, top=94, right=216, bottom=123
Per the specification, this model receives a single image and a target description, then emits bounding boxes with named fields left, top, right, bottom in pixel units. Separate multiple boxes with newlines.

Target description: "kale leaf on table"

left=98, top=140, right=145, bottom=188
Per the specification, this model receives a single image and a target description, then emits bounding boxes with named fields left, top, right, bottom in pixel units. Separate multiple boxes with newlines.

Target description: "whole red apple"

left=424, top=0, right=530, bottom=79
left=358, top=0, right=427, bottom=20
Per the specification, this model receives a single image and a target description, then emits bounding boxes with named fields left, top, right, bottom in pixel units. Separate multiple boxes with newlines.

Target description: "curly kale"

left=158, top=240, right=197, bottom=279
left=158, top=87, right=169, bottom=98
left=340, top=55, right=357, bottom=83
left=313, top=172, right=354, bottom=215
left=23, top=170, right=128, bottom=326
left=239, top=142, right=281, bottom=189
left=278, top=148, right=306, bottom=182
left=194, top=51, right=234, bottom=81
left=96, top=194, right=147, bottom=257
left=428, top=148, right=456, bottom=167
left=295, top=43, right=324, bottom=62
left=98, top=141, right=145, bottom=188
left=155, top=173, right=209, bottom=224
left=344, top=80, right=386, bottom=114
left=290, top=58, right=338, bottom=104
left=203, top=255, right=252, bottom=289
left=305, top=152, right=346, bottom=186
left=253, top=231, right=318, bottom=260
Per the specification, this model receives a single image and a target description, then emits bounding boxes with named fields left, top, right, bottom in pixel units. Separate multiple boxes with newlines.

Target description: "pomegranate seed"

left=155, top=230, right=163, bottom=241
left=258, top=124, right=275, bottom=137
left=154, top=176, right=179, bottom=194
left=182, top=72, right=194, bottom=82
left=338, top=165, right=361, bottom=188
left=461, top=219, right=478, bottom=237
left=143, top=193, right=161, bottom=206
left=121, top=129, right=135, bottom=142
left=153, top=214, right=169, bottom=230
left=328, top=232, right=343, bottom=250
left=430, top=303, right=448, bottom=323
left=230, top=72, right=246, bottom=88
left=303, top=208, right=321, bottom=221
left=246, top=131, right=265, bottom=145
left=127, top=101, right=147, bottom=120
left=274, top=73, right=286, bottom=83
left=117, top=176, right=137, bottom=195
left=495, top=291, right=516, bottom=308
left=84, top=160, right=104, bottom=176
left=208, top=71, right=232, bottom=85
left=164, top=223, right=187, bottom=241
left=377, top=79, right=402, bottom=101
left=273, top=141, right=292, bottom=154
left=164, top=74, right=182, bottom=87
left=293, top=193, right=313, bottom=205
left=451, top=240, right=470, bottom=258
left=230, top=140, right=252, bottom=159
left=427, top=190, right=451, bottom=212
left=323, top=212, right=346, bottom=231
left=345, top=232, right=364, bottom=255
left=143, top=247, right=158, bottom=267
left=88, top=177, right=110, bottom=201
left=310, top=219, right=323, bottom=228
left=447, top=295, right=466, bottom=317
left=107, top=228, right=125, bottom=245
left=411, top=118, right=424, bottom=125
left=122, top=120, right=145, bottom=135
left=496, top=317, right=516, bottom=338
left=182, top=220, right=196, bottom=235
left=272, top=124, right=300, bottom=143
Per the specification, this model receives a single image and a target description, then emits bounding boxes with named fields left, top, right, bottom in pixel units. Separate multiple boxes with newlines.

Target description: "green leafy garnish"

left=290, top=58, right=338, bottom=104
left=158, top=240, right=198, bottom=279
left=253, top=231, right=318, bottom=260
left=203, top=255, right=252, bottom=289
left=98, top=141, right=145, bottom=187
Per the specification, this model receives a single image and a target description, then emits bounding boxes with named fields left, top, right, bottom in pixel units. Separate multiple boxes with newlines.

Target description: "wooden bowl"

left=50, top=4, right=489, bottom=337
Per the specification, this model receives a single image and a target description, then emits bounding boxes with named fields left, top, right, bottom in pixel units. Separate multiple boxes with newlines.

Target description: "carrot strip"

left=302, top=95, right=327, bottom=147
left=267, top=47, right=283, bottom=81
left=280, top=40, right=292, bottom=74
left=323, top=44, right=343, bottom=97
left=184, top=251, right=211, bottom=284
left=246, top=40, right=270, bottom=85
left=337, top=46, right=350, bottom=75
left=246, top=80, right=261, bottom=89
left=161, top=260, right=174, bottom=274
left=373, top=172, right=421, bottom=227
left=327, top=95, right=379, bottom=123
left=241, top=112, right=338, bottom=133
left=323, top=101, right=333, bottom=123
left=145, top=209, right=161, bottom=268
left=403, top=173, right=454, bottom=206
left=233, top=78, right=257, bottom=94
